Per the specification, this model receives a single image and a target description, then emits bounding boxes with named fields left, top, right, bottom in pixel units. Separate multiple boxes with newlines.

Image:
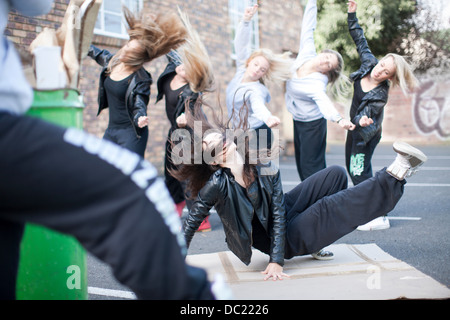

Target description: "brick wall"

left=325, top=83, right=450, bottom=148
left=139, top=0, right=235, bottom=171
left=78, top=0, right=306, bottom=171
left=5, top=0, right=67, bottom=47
left=6, top=1, right=449, bottom=173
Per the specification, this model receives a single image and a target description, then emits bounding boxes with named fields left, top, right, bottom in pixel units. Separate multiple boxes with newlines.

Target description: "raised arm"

left=234, top=5, right=258, bottom=68
left=166, top=49, right=183, bottom=66
left=298, top=0, right=318, bottom=57
left=87, top=45, right=114, bottom=68
left=347, top=0, right=376, bottom=67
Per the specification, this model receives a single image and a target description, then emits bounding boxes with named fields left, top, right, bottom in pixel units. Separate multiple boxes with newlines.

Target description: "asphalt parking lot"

left=87, top=142, right=450, bottom=299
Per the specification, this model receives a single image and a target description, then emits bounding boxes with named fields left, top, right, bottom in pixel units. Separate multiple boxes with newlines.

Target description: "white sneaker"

left=357, top=216, right=390, bottom=231
left=387, top=141, right=428, bottom=180
left=311, top=249, right=334, bottom=260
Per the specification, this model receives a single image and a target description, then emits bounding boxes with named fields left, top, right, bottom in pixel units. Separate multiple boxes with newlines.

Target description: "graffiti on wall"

left=413, top=80, right=450, bottom=140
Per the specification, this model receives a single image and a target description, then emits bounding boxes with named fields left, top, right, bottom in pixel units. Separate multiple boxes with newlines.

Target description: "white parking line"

left=281, top=181, right=450, bottom=187
left=88, top=286, right=136, bottom=299
left=388, top=217, right=422, bottom=221
left=324, top=155, right=450, bottom=160
left=406, top=183, right=450, bottom=187
left=280, top=165, right=450, bottom=171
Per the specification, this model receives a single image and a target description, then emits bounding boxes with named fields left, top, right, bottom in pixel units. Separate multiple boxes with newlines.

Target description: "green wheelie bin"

left=16, top=89, right=88, bottom=300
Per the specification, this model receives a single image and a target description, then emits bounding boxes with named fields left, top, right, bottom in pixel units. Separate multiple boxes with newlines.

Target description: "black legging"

left=103, top=125, right=148, bottom=157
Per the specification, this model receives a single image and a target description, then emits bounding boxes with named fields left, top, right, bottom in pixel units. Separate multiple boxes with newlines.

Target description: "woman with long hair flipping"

left=171, top=99, right=427, bottom=281
left=88, top=7, right=187, bottom=157
left=346, top=0, right=419, bottom=230
left=285, top=0, right=355, bottom=182
left=226, top=4, right=292, bottom=150
left=156, top=9, right=215, bottom=231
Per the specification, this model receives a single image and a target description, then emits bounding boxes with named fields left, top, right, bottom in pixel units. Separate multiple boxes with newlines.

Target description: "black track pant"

left=293, top=118, right=327, bottom=181
left=0, top=112, right=213, bottom=300
left=345, top=130, right=382, bottom=186
left=284, top=165, right=405, bottom=258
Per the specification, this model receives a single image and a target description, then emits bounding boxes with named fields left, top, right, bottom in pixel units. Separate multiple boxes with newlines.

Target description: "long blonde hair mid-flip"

left=246, top=49, right=293, bottom=86
left=384, top=53, right=419, bottom=96
left=321, top=49, right=352, bottom=100
left=107, top=6, right=188, bottom=73
left=176, top=8, right=215, bottom=93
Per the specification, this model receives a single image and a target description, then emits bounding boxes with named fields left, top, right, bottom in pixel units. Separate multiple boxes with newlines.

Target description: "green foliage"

left=313, top=0, right=416, bottom=72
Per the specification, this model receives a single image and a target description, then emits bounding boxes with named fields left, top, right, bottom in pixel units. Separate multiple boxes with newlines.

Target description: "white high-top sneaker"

left=386, top=141, right=428, bottom=180
left=357, top=216, right=390, bottom=231
left=358, top=142, right=426, bottom=232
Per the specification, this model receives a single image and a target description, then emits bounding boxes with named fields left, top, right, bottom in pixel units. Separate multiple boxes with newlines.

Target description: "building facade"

left=6, top=0, right=449, bottom=172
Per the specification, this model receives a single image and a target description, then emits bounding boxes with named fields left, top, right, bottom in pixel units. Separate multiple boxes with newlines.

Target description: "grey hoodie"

left=0, top=0, right=53, bottom=114
left=285, top=0, right=341, bottom=123
left=226, top=20, right=272, bottom=129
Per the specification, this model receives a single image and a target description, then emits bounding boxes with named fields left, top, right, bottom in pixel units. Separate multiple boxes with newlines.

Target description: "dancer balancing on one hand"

left=345, top=0, right=419, bottom=231
left=170, top=99, right=427, bottom=281
left=285, top=0, right=355, bottom=183
left=156, top=9, right=215, bottom=231
left=226, top=4, right=292, bottom=150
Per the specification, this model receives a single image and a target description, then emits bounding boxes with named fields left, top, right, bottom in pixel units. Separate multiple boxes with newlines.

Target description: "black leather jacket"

left=348, top=12, right=390, bottom=144
left=156, top=51, right=199, bottom=133
left=183, top=162, right=286, bottom=266
left=88, top=45, right=153, bottom=138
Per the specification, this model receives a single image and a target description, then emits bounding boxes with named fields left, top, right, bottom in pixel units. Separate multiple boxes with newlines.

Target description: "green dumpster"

left=16, top=89, right=88, bottom=300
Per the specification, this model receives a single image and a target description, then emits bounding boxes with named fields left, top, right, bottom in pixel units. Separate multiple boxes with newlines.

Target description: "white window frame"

left=94, top=0, right=143, bottom=39
left=229, top=0, right=260, bottom=60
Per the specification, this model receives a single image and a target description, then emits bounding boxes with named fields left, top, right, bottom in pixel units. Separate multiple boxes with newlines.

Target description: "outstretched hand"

left=261, top=263, right=290, bottom=281
left=243, top=4, right=258, bottom=22
left=339, top=118, right=356, bottom=131
left=347, top=0, right=357, bottom=13
left=265, top=115, right=281, bottom=128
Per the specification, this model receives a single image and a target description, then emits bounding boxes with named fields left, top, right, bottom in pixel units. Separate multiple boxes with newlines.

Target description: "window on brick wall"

left=94, top=0, right=143, bottom=39
left=229, top=0, right=260, bottom=60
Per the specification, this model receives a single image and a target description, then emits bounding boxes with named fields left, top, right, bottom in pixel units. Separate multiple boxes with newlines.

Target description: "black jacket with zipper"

left=88, top=45, right=152, bottom=138
left=156, top=51, right=199, bottom=134
left=348, top=12, right=390, bottom=145
left=183, top=162, right=286, bottom=266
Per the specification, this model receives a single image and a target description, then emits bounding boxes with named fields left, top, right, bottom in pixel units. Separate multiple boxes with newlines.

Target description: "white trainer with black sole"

left=387, top=141, right=428, bottom=180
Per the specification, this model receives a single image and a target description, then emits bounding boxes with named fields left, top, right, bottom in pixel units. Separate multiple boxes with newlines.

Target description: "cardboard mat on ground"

left=187, top=243, right=450, bottom=300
